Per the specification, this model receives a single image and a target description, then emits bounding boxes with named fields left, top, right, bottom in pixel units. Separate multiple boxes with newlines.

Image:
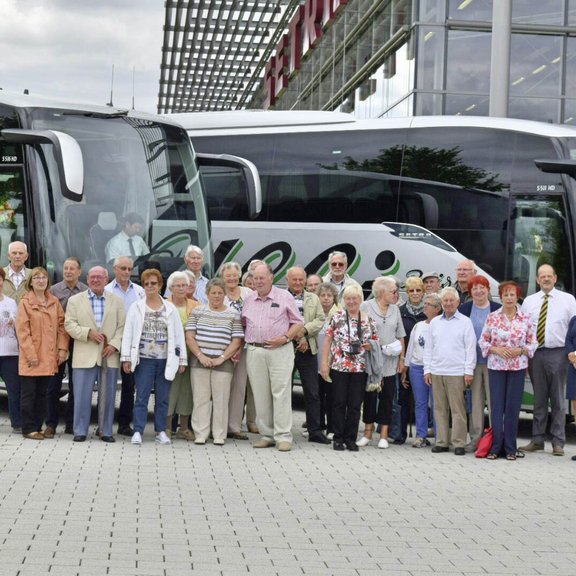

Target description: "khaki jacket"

left=64, top=291, right=126, bottom=369
left=297, top=291, right=325, bottom=355
left=16, top=291, right=69, bottom=376
left=3, top=266, right=31, bottom=303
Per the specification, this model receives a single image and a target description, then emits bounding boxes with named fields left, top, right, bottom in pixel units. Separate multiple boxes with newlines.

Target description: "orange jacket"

left=16, top=291, right=69, bottom=376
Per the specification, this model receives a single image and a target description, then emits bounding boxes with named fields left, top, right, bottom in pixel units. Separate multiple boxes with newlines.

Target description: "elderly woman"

left=398, top=276, right=427, bottom=443
left=121, top=268, right=187, bottom=445
left=479, top=281, right=536, bottom=460
left=186, top=278, right=244, bottom=445
left=166, top=271, right=199, bottom=440
left=404, top=293, right=442, bottom=447
left=242, top=271, right=255, bottom=290
left=459, top=275, right=501, bottom=448
left=16, top=267, right=69, bottom=440
left=0, top=267, right=21, bottom=432
left=316, top=282, right=340, bottom=439
left=182, top=270, right=198, bottom=302
left=357, top=277, right=406, bottom=449
left=220, top=261, right=254, bottom=439
left=320, top=284, right=378, bottom=451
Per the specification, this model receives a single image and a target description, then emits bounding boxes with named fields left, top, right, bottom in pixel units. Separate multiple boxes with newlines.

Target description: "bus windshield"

left=18, top=108, right=209, bottom=280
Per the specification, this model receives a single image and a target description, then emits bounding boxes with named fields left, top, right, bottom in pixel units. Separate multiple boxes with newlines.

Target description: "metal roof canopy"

left=158, top=0, right=300, bottom=113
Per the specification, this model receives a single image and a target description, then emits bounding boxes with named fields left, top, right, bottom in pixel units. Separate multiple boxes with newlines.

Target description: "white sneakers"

left=155, top=431, right=171, bottom=445
left=356, top=436, right=372, bottom=447
left=378, top=438, right=389, bottom=449
left=131, top=431, right=142, bottom=445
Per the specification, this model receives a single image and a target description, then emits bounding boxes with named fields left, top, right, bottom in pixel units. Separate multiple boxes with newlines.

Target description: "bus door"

left=0, top=167, right=26, bottom=265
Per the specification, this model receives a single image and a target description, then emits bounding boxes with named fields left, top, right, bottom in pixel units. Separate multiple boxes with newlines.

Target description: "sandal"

left=506, top=453, right=516, bottom=461
left=486, top=453, right=498, bottom=460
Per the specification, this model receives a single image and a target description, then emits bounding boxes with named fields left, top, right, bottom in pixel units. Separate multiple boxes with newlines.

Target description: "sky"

left=0, top=0, right=164, bottom=113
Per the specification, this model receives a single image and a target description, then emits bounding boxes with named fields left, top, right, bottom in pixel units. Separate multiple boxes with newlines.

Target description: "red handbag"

left=475, top=428, right=494, bottom=458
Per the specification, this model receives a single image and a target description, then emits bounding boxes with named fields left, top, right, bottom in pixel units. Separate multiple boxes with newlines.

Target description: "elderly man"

left=242, top=263, right=303, bottom=451
left=322, top=251, right=361, bottom=296
left=105, top=256, right=145, bottom=436
left=174, top=245, right=209, bottom=304
left=422, top=271, right=441, bottom=294
left=286, top=267, right=329, bottom=444
left=520, top=264, right=576, bottom=456
left=65, top=267, right=125, bottom=442
left=3, top=240, right=31, bottom=302
left=45, top=257, right=89, bottom=436
left=305, top=274, right=323, bottom=294
left=424, top=287, right=476, bottom=455
left=104, top=212, right=150, bottom=264
left=454, top=259, right=476, bottom=303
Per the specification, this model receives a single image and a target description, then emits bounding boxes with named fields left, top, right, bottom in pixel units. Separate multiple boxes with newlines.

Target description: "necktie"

left=128, top=238, right=136, bottom=258
left=536, top=294, right=548, bottom=347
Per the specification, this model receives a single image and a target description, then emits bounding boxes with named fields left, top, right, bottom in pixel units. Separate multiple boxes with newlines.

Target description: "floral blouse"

left=326, top=309, right=378, bottom=373
left=478, top=308, right=537, bottom=371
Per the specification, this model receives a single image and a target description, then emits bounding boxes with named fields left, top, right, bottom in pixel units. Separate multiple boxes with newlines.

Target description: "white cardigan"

left=120, top=298, right=187, bottom=380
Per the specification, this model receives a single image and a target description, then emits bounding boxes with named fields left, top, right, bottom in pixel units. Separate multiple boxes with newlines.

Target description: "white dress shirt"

left=423, top=311, right=477, bottom=376
left=105, top=231, right=149, bottom=263
left=520, top=287, right=576, bottom=348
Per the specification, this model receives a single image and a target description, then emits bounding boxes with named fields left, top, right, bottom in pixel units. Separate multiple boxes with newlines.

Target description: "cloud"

left=0, top=0, right=164, bottom=112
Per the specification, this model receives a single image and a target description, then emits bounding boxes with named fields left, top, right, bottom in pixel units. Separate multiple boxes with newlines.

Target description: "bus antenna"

left=107, top=64, right=115, bottom=107
left=131, top=66, right=135, bottom=110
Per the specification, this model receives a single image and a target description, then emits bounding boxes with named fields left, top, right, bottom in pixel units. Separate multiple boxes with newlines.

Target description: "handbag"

left=475, top=427, right=494, bottom=458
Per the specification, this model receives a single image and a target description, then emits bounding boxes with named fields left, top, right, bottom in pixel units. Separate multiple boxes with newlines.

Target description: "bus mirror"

left=1, top=128, right=84, bottom=200
left=534, top=158, right=576, bottom=177
left=197, top=153, right=261, bottom=219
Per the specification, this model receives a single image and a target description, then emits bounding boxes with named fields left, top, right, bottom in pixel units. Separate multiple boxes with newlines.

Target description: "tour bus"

left=175, top=110, right=576, bottom=302
left=173, top=110, right=576, bottom=411
left=0, top=91, right=259, bottom=281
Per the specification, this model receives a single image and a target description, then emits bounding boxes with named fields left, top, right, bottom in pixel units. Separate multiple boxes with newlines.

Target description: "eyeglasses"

left=407, top=289, right=423, bottom=293
left=143, top=281, right=159, bottom=287
left=117, top=266, right=133, bottom=271
left=32, top=276, right=47, bottom=281
left=456, top=268, right=473, bottom=272
left=388, top=289, right=398, bottom=295
left=330, top=262, right=345, bottom=268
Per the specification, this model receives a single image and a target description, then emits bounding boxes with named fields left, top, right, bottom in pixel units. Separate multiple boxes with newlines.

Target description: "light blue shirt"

left=105, top=279, right=145, bottom=313
left=423, top=310, right=477, bottom=376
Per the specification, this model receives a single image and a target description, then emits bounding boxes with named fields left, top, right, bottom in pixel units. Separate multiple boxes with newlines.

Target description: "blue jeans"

left=133, top=358, right=171, bottom=435
left=488, top=368, right=525, bottom=456
left=410, top=364, right=434, bottom=439
left=0, top=356, right=20, bottom=428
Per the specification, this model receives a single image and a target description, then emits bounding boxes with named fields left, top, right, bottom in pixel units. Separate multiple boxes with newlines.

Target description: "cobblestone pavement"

left=0, top=398, right=575, bottom=576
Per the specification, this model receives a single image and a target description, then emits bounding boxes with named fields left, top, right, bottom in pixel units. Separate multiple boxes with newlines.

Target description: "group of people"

left=1, top=240, right=575, bottom=460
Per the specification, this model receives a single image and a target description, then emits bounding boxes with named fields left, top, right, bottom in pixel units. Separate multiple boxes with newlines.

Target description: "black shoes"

left=73, top=435, right=86, bottom=442
left=309, top=433, right=331, bottom=444
left=454, top=447, right=465, bottom=456
left=431, top=446, right=449, bottom=453
left=333, top=442, right=345, bottom=451
left=346, top=443, right=359, bottom=452
left=101, top=436, right=116, bottom=443
left=117, top=425, right=134, bottom=437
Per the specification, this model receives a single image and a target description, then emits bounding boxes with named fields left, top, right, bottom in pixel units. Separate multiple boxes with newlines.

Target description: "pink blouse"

left=479, top=308, right=537, bottom=371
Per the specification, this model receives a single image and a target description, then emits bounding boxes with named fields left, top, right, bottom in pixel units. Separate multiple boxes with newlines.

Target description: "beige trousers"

left=228, top=351, right=248, bottom=433
left=432, top=374, right=467, bottom=449
left=191, top=367, right=233, bottom=442
left=246, top=343, right=294, bottom=443
left=469, top=364, right=490, bottom=446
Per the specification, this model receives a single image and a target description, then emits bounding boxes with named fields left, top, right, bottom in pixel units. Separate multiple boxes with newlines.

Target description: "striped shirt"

left=241, top=286, right=302, bottom=344
left=186, top=305, right=243, bottom=357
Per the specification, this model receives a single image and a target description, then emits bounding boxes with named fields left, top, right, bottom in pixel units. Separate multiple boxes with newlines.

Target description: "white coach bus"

left=173, top=111, right=576, bottom=302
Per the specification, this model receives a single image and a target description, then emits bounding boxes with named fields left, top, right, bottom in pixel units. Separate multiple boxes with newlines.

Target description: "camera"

left=349, top=340, right=362, bottom=355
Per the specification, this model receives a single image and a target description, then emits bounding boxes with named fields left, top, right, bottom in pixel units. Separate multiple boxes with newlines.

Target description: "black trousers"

left=46, top=342, right=75, bottom=430
left=117, top=370, right=135, bottom=427
left=294, top=350, right=323, bottom=436
left=362, top=375, right=396, bottom=425
left=319, top=374, right=333, bottom=433
left=331, top=369, right=366, bottom=445
left=21, top=375, right=51, bottom=435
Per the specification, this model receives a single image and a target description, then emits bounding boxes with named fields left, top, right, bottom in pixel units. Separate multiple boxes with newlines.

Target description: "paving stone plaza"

left=0, top=399, right=575, bottom=576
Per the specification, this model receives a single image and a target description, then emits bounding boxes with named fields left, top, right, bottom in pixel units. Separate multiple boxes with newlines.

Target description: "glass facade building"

left=246, top=0, right=576, bottom=124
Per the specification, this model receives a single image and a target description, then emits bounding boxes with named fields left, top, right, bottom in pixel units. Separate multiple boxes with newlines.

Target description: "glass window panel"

left=416, top=26, right=445, bottom=90
left=415, top=92, right=444, bottom=115
left=418, top=0, right=447, bottom=22
left=446, top=30, right=491, bottom=93
left=445, top=94, right=489, bottom=116
left=512, top=0, right=564, bottom=25
left=510, top=34, right=562, bottom=98
left=562, top=99, right=576, bottom=125
left=565, top=38, right=576, bottom=98
left=448, top=0, right=493, bottom=21
left=569, top=0, right=576, bottom=25
left=508, top=97, right=560, bottom=123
